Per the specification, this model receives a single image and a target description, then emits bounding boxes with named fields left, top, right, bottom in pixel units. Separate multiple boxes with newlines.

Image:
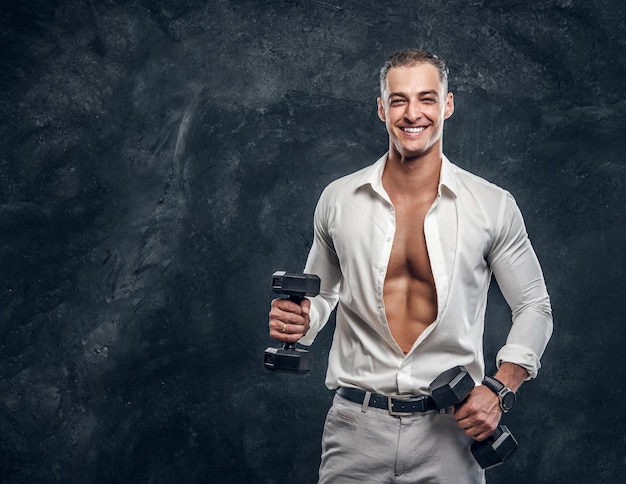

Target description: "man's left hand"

left=453, top=385, right=501, bottom=441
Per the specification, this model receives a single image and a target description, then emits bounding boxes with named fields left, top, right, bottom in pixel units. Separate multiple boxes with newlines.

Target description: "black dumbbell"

left=429, top=366, right=518, bottom=469
left=263, top=271, right=320, bottom=373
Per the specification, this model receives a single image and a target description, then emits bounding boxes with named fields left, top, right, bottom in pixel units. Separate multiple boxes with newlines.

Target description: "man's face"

left=377, top=63, right=454, bottom=161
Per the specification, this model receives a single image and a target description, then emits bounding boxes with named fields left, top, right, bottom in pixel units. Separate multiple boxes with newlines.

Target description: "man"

left=268, top=49, right=553, bottom=483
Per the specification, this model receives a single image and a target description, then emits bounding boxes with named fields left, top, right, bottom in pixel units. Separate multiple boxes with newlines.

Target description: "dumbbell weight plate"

left=470, top=425, right=518, bottom=469
left=429, top=365, right=475, bottom=409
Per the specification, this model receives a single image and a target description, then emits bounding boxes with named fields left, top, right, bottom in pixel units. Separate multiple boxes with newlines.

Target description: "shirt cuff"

left=496, top=344, right=541, bottom=380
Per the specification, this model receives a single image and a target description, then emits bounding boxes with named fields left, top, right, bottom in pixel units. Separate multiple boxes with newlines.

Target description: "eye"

left=421, top=98, right=436, bottom=104
left=390, top=98, right=406, bottom=106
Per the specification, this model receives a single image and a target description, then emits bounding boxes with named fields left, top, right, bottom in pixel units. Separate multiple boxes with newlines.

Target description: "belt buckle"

left=387, top=394, right=415, bottom=416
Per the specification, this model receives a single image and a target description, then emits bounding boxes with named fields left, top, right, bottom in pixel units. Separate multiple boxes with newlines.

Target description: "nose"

left=404, top=99, right=421, bottom=123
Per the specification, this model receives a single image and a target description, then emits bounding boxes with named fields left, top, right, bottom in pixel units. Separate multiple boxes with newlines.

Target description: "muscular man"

left=269, top=49, right=553, bottom=483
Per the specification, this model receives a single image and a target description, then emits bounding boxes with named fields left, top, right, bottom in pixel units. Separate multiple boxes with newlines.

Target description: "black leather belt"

left=337, top=387, right=437, bottom=415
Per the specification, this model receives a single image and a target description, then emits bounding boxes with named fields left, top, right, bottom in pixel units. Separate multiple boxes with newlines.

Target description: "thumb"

left=301, top=298, right=311, bottom=316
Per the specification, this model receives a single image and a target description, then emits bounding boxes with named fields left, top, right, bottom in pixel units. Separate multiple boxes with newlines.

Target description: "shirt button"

left=386, top=237, right=391, bottom=242
left=379, top=267, right=385, bottom=273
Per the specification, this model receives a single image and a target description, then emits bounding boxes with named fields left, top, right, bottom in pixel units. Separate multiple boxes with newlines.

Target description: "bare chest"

left=387, top=201, right=434, bottom=282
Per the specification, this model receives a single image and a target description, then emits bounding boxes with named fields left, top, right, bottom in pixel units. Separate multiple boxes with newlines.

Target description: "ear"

left=377, top=97, right=386, bottom=122
left=444, top=92, right=455, bottom=120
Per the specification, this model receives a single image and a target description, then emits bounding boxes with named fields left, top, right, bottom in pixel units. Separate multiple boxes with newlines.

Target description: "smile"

left=401, top=126, right=427, bottom=133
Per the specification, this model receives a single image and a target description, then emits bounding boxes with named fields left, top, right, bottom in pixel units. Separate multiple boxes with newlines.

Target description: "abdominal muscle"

left=384, top=275, right=437, bottom=354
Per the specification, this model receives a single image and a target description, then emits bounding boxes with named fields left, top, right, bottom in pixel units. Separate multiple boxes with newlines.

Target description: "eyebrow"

left=388, top=90, right=440, bottom=100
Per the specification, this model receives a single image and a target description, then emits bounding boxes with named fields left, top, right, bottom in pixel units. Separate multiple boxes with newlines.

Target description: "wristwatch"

left=482, top=376, right=516, bottom=413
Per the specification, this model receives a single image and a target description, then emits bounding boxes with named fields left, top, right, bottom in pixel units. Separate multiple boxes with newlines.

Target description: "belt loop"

left=361, top=391, right=371, bottom=413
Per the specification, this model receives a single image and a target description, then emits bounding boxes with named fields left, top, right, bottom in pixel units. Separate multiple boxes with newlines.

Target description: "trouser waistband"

left=336, top=386, right=438, bottom=415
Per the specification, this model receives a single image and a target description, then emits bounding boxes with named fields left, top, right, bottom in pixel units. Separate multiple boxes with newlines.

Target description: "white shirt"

left=300, top=154, right=553, bottom=395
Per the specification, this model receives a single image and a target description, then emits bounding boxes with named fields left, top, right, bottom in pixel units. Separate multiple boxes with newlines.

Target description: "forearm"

left=492, top=362, right=528, bottom=392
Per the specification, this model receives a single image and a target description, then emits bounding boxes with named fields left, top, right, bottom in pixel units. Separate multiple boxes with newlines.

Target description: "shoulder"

left=319, top=159, right=381, bottom=202
left=452, top=163, right=510, bottom=196
left=314, top=158, right=383, bottom=229
left=449, top=162, right=515, bottom=209
left=446, top=160, right=525, bottom=236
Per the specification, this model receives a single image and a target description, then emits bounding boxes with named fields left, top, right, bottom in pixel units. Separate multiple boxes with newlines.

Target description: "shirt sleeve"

left=298, top=188, right=342, bottom=346
left=488, top=192, right=553, bottom=379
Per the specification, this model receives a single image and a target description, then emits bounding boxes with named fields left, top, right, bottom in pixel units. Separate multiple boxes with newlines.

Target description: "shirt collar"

left=439, top=154, right=458, bottom=198
left=356, top=153, right=459, bottom=198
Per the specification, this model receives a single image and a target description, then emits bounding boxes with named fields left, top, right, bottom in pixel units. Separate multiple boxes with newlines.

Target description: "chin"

left=399, top=146, right=429, bottom=160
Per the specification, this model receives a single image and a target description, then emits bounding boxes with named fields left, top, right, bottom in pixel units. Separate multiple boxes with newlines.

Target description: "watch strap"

left=482, top=376, right=506, bottom=395
left=482, top=376, right=516, bottom=413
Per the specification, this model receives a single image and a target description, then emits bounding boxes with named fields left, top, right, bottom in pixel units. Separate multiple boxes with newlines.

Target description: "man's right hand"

left=268, top=297, right=311, bottom=343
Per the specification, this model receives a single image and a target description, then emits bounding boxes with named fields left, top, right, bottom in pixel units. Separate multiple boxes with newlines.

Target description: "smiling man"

left=269, top=49, right=553, bottom=483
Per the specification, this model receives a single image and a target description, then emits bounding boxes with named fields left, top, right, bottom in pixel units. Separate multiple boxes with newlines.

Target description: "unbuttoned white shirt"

left=300, top=154, right=553, bottom=395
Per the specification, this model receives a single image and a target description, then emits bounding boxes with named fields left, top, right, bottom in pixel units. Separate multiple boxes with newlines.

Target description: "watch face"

left=502, top=391, right=516, bottom=410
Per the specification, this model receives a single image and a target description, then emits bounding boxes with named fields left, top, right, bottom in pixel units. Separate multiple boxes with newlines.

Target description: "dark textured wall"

left=1, top=0, right=625, bottom=482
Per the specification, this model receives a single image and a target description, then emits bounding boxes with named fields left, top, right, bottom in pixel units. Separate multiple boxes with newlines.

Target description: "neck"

left=383, top=148, right=442, bottom=197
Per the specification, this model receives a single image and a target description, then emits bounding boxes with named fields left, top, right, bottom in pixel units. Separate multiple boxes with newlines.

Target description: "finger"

left=272, top=297, right=305, bottom=315
left=269, top=320, right=290, bottom=334
left=268, top=321, right=289, bottom=333
left=470, top=424, right=495, bottom=441
left=472, top=430, right=490, bottom=442
left=269, top=307, right=306, bottom=325
left=453, top=405, right=468, bottom=421
left=269, top=321, right=305, bottom=340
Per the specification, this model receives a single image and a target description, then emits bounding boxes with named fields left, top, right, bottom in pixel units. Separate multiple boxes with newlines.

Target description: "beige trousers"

left=318, top=393, right=486, bottom=484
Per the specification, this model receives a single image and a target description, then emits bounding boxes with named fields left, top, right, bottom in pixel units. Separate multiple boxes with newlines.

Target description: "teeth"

left=402, top=127, right=426, bottom=133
